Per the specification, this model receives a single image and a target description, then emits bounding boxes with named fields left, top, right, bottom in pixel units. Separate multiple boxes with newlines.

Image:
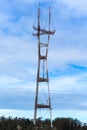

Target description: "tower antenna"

left=33, top=5, right=55, bottom=128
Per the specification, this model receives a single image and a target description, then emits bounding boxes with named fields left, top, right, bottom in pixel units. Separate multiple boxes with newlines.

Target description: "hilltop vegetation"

left=0, top=116, right=87, bottom=130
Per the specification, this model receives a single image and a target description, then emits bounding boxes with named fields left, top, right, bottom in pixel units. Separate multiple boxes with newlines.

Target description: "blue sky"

left=0, top=0, right=87, bottom=123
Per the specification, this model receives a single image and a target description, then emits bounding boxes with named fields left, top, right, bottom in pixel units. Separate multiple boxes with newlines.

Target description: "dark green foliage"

left=0, top=116, right=34, bottom=130
left=0, top=116, right=86, bottom=130
left=53, top=117, right=82, bottom=130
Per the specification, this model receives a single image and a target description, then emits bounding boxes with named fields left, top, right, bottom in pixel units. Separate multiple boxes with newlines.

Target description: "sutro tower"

left=33, top=5, right=55, bottom=127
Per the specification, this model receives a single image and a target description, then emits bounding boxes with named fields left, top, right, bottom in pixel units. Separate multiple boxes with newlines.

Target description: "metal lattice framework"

left=33, top=5, right=55, bottom=127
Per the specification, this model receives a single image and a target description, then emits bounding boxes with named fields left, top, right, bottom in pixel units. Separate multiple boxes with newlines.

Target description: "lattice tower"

left=33, top=5, right=55, bottom=127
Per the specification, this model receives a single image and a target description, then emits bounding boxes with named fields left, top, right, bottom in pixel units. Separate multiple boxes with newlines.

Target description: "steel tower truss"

left=33, top=6, right=55, bottom=127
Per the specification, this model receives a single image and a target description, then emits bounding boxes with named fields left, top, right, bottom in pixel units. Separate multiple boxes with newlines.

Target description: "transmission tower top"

left=33, top=5, right=55, bottom=37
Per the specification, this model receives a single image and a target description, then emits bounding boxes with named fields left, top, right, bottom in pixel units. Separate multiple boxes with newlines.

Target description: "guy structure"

left=33, top=5, right=55, bottom=127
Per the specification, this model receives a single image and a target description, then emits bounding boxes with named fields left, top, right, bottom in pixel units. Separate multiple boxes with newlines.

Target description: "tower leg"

left=34, top=108, right=36, bottom=125
left=50, top=108, right=53, bottom=127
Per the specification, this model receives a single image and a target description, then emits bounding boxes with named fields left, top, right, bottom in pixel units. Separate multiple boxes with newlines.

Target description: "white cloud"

left=61, top=0, right=87, bottom=12
left=0, top=109, right=34, bottom=119
left=0, top=75, right=36, bottom=95
left=54, top=0, right=87, bottom=18
left=49, top=47, right=87, bottom=70
left=0, top=76, right=20, bottom=85
left=15, top=0, right=51, bottom=4
left=50, top=72, right=87, bottom=94
left=0, top=34, right=37, bottom=80
left=48, top=25, right=87, bottom=70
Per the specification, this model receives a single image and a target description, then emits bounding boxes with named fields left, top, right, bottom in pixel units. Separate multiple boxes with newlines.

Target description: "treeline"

left=0, top=116, right=87, bottom=130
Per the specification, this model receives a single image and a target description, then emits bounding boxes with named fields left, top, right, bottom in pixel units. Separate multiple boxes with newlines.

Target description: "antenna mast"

left=33, top=5, right=55, bottom=127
